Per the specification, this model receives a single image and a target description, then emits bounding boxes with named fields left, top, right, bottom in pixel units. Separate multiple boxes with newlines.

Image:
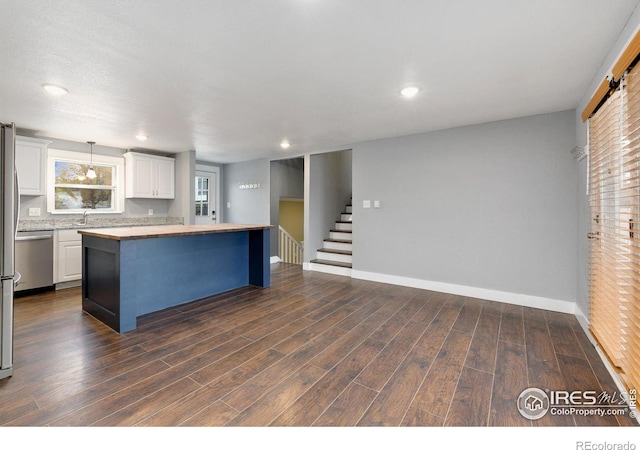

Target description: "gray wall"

left=223, top=158, right=270, bottom=224
left=270, top=158, right=304, bottom=256
left=17, top=135, right=175, bottom=219
left=168, top=150, right=196, bottom=224
left=305, top=150, right=352, bottom=263
left=352, top=110, right=577, bottom=304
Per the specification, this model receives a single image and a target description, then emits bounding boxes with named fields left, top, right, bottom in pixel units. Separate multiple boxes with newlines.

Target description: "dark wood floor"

left=0, top=263, right=636, bottom=427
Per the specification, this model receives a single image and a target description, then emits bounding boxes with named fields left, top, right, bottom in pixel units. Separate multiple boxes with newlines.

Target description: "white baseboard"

left=270, top=256, right=281, bottom=264
left=303, top=264, right=574, bottom=314
left=574, top=303, right=593, bottom=344
left=350, top=269, right=576, bottom=314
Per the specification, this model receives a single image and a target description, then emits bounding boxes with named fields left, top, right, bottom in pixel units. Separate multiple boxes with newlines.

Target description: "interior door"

left=195, top=171, right=217, bottom=224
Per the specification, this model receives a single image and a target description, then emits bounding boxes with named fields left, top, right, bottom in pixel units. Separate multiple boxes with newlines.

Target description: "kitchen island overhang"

left=78, top=224, right=272, bottom=333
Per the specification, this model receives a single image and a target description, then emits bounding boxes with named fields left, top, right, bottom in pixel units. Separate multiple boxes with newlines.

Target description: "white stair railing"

left=279, top=226, right=303, bottom=265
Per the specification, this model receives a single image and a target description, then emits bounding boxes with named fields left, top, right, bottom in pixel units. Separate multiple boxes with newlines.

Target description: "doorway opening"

left=270, top=158, right=304, bottom=263
left=195, top=164, right=220, bottom=225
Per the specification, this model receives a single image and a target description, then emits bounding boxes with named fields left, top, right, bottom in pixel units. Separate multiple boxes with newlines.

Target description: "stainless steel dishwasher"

left=15, top=230, right=54, bottom=292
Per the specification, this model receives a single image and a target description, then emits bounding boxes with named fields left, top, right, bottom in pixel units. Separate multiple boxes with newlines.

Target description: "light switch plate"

left=363, top=200, right=371, bottom=208
left=374, top=200, right=380, bottom=208
left=28, top=207, right=40, bottom=216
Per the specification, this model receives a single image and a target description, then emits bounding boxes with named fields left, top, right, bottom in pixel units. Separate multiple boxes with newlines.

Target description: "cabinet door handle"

left=16, top=235, right=53, bottom=241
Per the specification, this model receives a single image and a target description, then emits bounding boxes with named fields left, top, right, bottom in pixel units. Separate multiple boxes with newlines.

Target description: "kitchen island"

left=78, top=224, right=271, bottom=333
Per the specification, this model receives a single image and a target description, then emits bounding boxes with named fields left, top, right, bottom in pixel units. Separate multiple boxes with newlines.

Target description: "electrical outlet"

left=374, top=200, right=380, bottom=208
left=28, top=207, right=40, bottom=216
left=363, top=200, right=371, bottom=209
left=148, top=209, right=153, bottom=216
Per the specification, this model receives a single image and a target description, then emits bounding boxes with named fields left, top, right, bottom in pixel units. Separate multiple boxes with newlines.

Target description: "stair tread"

left=317, top=248, right=352, bottom=255
left=335, top=221, right=352, bottom=224
left=311, top=259, right=353, bottom=268
left=324, top=238, right=352, bottom=244
left=330, top=229, right=352, bottom=233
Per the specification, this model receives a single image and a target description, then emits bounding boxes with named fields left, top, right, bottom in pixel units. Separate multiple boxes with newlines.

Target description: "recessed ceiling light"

left=42, top=84, right=68, bottom=96
left=401, top=86, right=419, bottom=98
left=135, top=134, right=148, bottom=141
left=280, top=140, right=291, bottom=149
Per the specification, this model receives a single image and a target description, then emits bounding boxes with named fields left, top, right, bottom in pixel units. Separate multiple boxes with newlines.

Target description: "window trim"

left=47, top=149, right=125, bottom=214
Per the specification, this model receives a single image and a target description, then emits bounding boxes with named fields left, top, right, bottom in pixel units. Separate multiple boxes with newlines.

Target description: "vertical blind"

left=589, top=63, right=640, bottom=393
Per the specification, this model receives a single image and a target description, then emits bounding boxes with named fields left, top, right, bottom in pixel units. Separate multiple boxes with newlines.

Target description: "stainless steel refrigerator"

left=0, top=122, right=19, bottom=380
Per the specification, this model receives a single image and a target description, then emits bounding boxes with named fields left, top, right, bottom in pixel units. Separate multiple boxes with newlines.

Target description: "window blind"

left=620, top=66, right=640, bottom=392
left=589, top=63, right=640, bottom=393
left=581, top=78, right=614, bottom=123
left=589, top=88, right=624, bottom=366
left=582, top=28, right=640, bottom=122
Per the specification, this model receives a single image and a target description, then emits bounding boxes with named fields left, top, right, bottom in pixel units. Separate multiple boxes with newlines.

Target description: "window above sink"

left=47, top=149, right=125, bottom=214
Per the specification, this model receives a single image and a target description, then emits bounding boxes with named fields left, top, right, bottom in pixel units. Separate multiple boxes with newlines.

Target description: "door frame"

left=195, top=163, right=221, bottom=224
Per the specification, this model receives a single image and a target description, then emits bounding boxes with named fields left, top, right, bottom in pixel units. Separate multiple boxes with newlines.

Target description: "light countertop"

left=18, top=216, right=184, bottom=232
left=78, top=223, right=273, bottom=241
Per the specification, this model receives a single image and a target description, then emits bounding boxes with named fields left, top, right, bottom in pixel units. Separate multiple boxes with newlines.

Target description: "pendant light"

left=86, top=141, right=97, bottom=179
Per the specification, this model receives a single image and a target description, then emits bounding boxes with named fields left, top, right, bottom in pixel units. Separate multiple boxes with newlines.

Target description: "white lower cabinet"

left=54, top=229, right=82, bottom=284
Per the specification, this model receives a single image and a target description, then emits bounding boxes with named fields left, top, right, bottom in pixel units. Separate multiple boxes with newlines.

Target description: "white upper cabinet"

left=124, top=152, right=175, bottom=199
left=154, top=157, right=175, bottom=198
left=16, top=136, right=51, bottom=196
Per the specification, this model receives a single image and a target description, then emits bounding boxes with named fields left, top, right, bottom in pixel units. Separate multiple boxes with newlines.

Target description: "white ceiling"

left=1, top=0, right=639, bottom=163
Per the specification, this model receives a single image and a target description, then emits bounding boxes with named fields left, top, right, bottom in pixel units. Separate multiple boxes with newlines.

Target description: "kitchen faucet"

left=76, top=210, right=89, bottom=226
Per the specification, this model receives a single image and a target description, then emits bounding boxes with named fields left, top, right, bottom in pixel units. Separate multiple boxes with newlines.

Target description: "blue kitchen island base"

left=80, top=224, right=271, bottom=333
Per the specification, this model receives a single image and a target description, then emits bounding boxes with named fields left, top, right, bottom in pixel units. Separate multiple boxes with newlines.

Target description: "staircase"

left=310, top=201, right=352, bottom=276
left=279, top=226, right=303, bottom=264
